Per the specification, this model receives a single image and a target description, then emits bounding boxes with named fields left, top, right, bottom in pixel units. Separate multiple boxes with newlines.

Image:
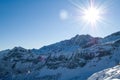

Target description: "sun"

left=83, top=6, right=101, bottom=25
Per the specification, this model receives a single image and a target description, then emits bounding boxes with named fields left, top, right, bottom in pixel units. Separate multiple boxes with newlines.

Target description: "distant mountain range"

left=0, top=31, right=120, bottom=80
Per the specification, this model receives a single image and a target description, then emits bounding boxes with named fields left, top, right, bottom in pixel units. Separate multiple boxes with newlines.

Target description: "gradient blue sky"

left=0, top=0, right=120, bottom=50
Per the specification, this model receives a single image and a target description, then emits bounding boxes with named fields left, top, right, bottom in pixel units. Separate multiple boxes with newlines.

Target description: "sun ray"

left=68, top=0, right=111, bottom=36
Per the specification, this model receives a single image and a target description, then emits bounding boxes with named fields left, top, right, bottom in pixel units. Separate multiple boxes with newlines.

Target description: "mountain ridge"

left=0, top=31, right=120, bottom=80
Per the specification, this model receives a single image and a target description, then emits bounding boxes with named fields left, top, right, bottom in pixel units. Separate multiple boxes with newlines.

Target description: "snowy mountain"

left=0, top=31, right=120, bottom=80
left=88, top=65, right=120, bottom=80
left=32, top=34, right=101, bottom=55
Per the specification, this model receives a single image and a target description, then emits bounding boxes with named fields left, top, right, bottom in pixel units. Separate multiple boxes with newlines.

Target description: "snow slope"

left=88, top=65, right=120, bottom=80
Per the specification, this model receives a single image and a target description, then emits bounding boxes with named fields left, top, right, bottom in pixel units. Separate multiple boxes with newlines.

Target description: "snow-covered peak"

left=88, top=65, right=120, bottom=80
left=33, top=34, right=100, bottom=55
left=1, top=46, right=38, bottom=62
left=71, top=34, right=92, bottom=41
left=7, top=47, right=30, bottom=56
left=12, top=46, right=27, bottom=52
left=70, top=34, right=94, bottom=45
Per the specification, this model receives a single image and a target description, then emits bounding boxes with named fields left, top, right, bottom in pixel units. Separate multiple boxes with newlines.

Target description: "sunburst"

left=83, top=6, right=101, bottom=25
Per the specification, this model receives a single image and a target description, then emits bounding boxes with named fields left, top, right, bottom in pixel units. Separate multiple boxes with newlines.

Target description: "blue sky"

left=0, top=0, right=120, bottom=50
